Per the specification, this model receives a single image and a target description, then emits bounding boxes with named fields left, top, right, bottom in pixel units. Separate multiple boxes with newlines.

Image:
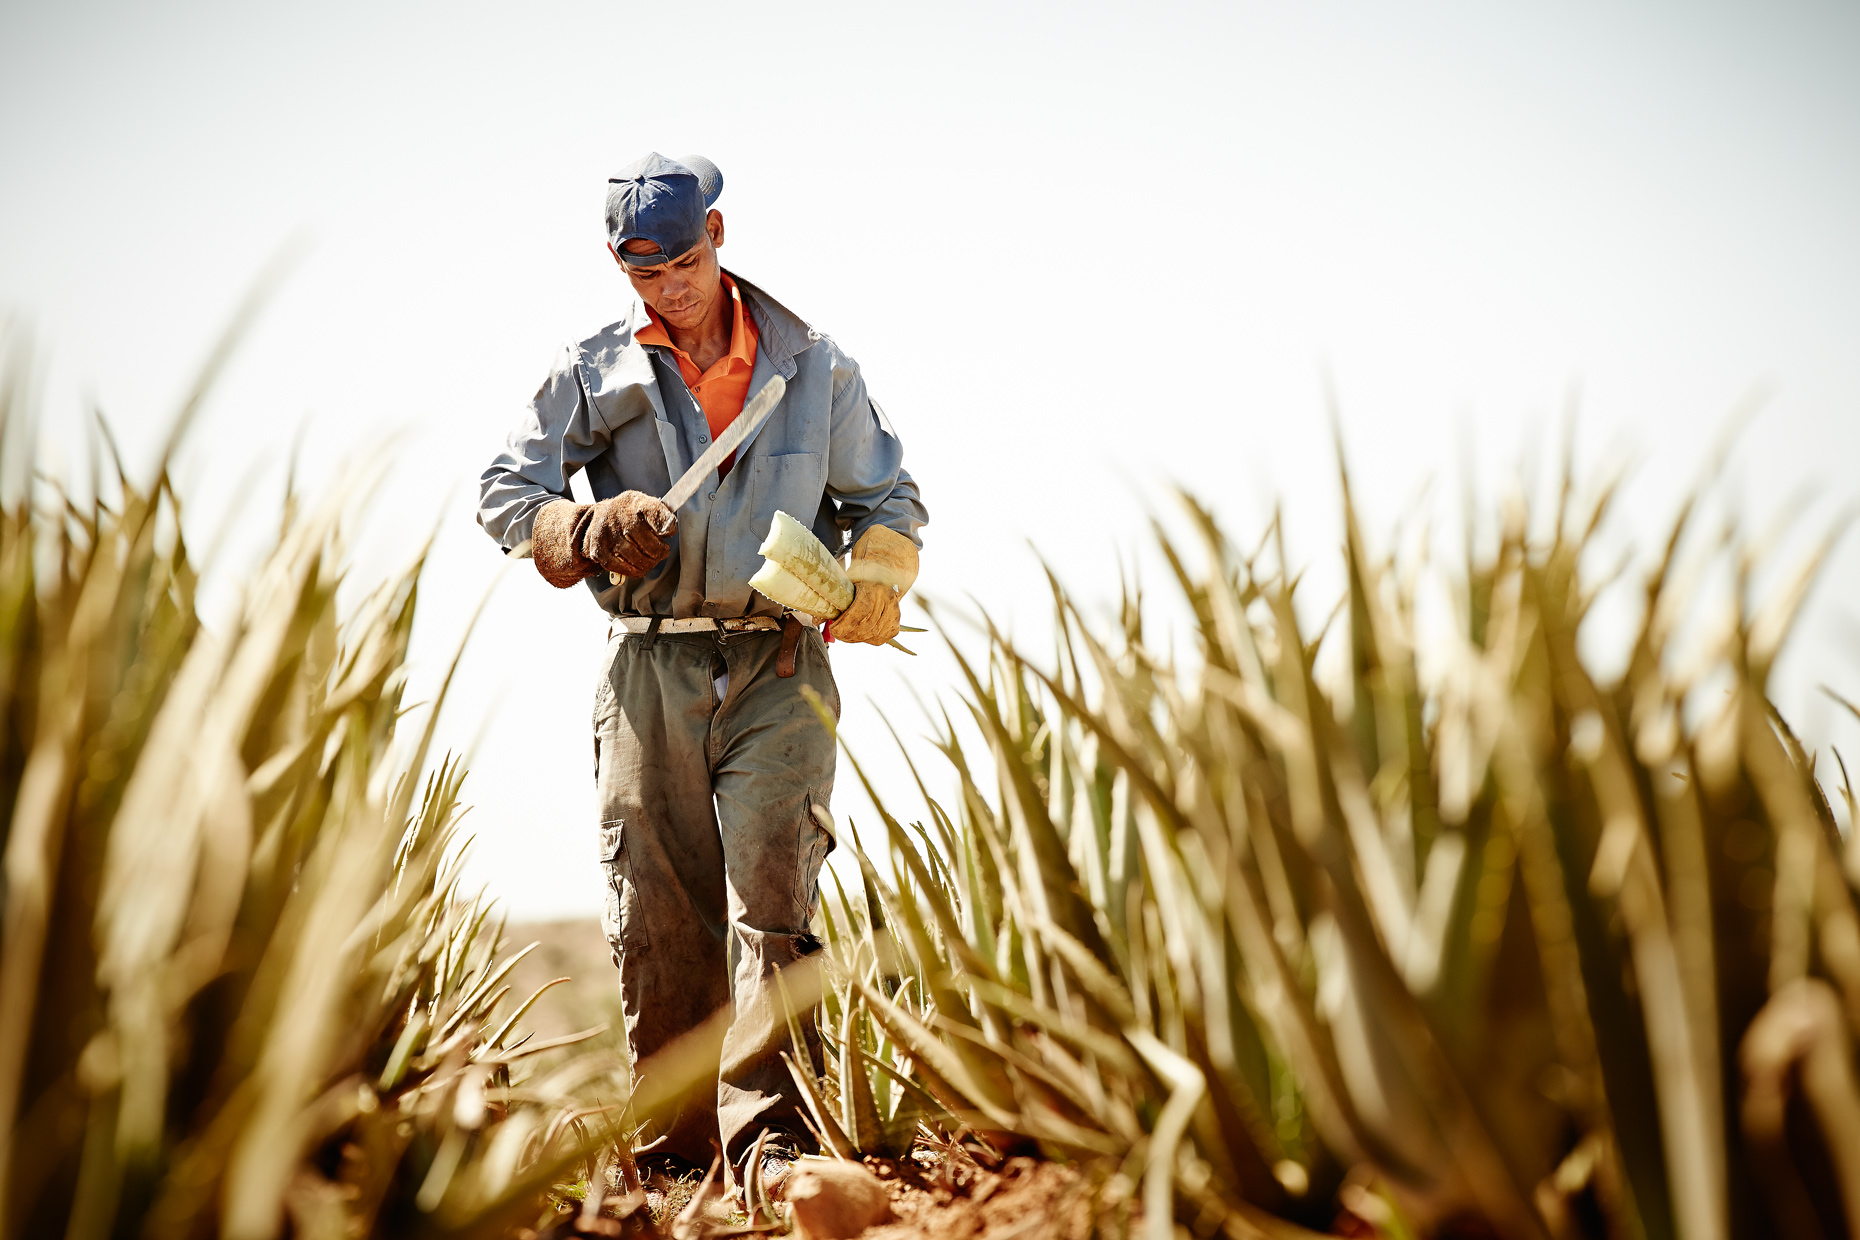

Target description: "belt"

left=611, top=614, right=816, bottom=635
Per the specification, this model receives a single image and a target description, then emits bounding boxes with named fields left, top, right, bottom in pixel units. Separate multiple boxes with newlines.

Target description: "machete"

left=606, top=372, right=787, bottom=584
left=662, top=373, right=786, bottom=511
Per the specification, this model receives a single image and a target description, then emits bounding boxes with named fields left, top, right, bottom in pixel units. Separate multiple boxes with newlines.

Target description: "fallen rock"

left=786, top=1159, right=892, bottom=1239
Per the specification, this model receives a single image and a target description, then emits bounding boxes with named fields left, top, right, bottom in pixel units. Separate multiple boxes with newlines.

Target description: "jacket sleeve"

left=823, top=346, right=929, bottom=550
left=478, top=343, right=614, bottom=553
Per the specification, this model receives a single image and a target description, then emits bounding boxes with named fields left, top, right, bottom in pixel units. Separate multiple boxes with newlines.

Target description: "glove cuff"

left=532, top=500, right=596, bottom=588
left=845, top=525, right=920, bottom=595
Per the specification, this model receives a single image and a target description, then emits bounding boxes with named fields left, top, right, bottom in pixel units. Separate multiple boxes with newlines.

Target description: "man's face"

left=613, top=209, right=726, bottom=331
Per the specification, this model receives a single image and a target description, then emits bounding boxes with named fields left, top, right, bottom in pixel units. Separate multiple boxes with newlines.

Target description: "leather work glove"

left=528, top=493, right=677, bottom=588
left=582, top=491, right=678, bottom=577
left=832, top=582, right=901, bottom=645
left=831, top=525, right=919, bottom=646
left=530, top=499, right=597, bottom=588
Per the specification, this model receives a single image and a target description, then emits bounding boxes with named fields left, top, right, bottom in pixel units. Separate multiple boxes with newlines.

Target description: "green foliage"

left=0, top=327, right=625, bottom=1240
left=811, top=452, right=1860, bottom=1240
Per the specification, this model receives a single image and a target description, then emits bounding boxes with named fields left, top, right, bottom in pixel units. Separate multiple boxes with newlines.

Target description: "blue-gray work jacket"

left=477, top=273, right=927, bottom=619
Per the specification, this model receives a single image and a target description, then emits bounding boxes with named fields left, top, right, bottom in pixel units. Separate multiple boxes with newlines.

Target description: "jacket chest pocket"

left=748, top=452, right=825, bottom=527
left=738, top=452, right=828, bottom=585
left=598, top=820, right=650, bottom=961
left=725, top=451, right=829, bottom=591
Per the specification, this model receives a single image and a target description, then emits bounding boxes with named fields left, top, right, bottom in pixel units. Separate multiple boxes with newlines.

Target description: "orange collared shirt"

left=636, top=273, right=760, bottom=478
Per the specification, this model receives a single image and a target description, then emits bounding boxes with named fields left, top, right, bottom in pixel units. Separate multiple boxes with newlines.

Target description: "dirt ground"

left=861, top=1153, right=1096, bottom=1240
left=503, top=923, right=1277, bottom=1239
left=525, top=1149, right=1101, bottom=1240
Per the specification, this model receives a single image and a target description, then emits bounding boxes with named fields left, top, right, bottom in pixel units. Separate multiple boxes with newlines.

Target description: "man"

left=478, top=152, right=927, bottom=1178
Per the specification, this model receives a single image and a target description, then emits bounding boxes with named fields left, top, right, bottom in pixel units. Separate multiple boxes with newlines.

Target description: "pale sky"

left=4, top=0, right=1858, bottom=920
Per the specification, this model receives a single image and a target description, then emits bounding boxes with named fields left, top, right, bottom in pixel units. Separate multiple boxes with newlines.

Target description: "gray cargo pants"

left=593, top=623, right=838, bottom=1166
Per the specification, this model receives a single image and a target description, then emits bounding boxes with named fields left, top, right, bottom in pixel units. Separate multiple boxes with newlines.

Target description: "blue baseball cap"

left=605, top=152, right=725, bottom=267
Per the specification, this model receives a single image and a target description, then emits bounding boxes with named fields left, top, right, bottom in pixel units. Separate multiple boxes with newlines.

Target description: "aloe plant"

left=801, top=445, right=1859, bottom=1240
left=0, top=322, right=626, bottom=1240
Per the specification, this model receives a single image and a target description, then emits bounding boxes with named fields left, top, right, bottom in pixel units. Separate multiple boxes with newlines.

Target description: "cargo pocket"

left=794, top=796, right=836, bottom=921
left=598, top=819, right=649, bottom=964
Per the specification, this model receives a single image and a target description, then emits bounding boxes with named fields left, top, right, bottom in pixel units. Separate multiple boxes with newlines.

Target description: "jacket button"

left=707, top=491, right=716, bottom=500
left=698, top=435, right=708, bottom=444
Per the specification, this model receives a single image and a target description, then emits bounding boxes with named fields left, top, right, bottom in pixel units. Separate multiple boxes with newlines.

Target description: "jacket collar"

left=605, top=273, right=816, bottom=481
left=726, top=271, right=817, bottom=379
left=621, top=269, right=814, bottom=377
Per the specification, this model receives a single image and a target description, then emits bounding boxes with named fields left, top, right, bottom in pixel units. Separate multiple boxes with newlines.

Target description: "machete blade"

left=662, top=373, right=786, bottom=511
left=606, top=372, right=788, bottom=586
